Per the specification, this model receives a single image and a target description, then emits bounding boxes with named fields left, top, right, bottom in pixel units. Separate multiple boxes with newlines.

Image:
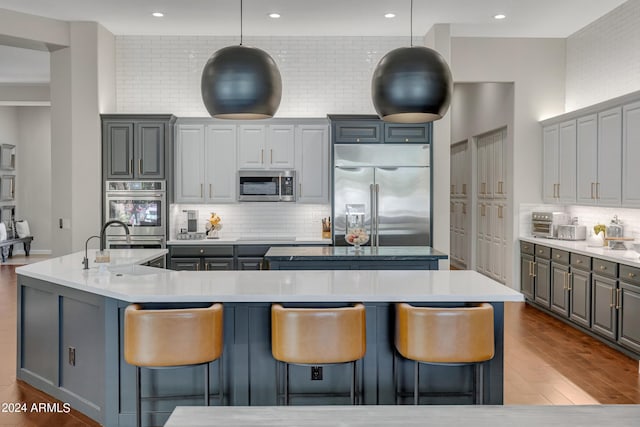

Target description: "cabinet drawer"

left=534, top=245, right=551, bottom=259
left=520, top=241, right=534, bottom=255
left=203, top=257, right=234, bottom=271
left=334, top=122, right=382, bottom=143
left=170, top=245, right=234, bottom=257
left=571, top=253, right=591, bottom=271
left=551, top=249, right=569, bottom=265
left=236, top=245, right=271, bottom=257
left=620, top=264, right=640, bottom=285
left=383, top=123, right=430, bottom=143
left=592, top=258, right=617, bottom=278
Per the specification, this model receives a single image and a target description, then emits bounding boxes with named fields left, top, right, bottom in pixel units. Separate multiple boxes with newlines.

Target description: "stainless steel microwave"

left=238, top=170, right=296, bottom=202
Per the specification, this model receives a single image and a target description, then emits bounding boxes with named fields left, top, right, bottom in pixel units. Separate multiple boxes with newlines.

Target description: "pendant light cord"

left=240, top=0, right=243, bottom=45
left=410, top=0, right=413, bottom=47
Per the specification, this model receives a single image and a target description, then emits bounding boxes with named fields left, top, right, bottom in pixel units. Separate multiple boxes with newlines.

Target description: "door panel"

left=374, top=167, right=430, bottom=246
left=569, top=269, right=591, bottom=328
left=591, top=275, right=617, bottom=340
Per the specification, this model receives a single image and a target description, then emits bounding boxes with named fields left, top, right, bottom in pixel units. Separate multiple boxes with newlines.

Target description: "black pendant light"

left=201, top=0, right=282, bottom=119
left=371, top=0, right=452, bottom=123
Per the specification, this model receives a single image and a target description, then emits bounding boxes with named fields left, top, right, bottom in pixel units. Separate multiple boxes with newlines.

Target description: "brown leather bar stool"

left=124, top=303, right=224, bottom=427
left=271, top=303, right=366, bottom=405
left=394, top=302, right=494, bottom=405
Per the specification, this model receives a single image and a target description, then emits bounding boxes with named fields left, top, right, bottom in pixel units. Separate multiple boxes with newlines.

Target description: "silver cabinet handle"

left=610, top=287, right=615, bottom=308
left=567, top=272, right=572, bottom=291
left=270, top=149, right=273, bottom=164
left=596, top=182, right=600, bottom=199
left=200, top=183, right=203, bottom=198
left=261, top=149, right=264, bottom=164
left=616, top=288, right=621, bottom=309
left=591, top=182, right=595, bottom=199
left=138, top=159, right=142, bottom=175
left=531, top=261, right=536, bottom=278
left=209, top=184, right=212, bottom=199
left=375, top=184, right=380, bottom=247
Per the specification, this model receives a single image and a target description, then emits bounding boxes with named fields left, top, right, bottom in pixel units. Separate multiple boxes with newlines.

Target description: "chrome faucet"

left=100, top=220, right=130, bottom=251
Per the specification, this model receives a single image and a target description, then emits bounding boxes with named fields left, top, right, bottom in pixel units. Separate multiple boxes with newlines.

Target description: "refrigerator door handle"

left=370, top=183, right=376, bottom=246
left=375, top=183, right=380, bottom=247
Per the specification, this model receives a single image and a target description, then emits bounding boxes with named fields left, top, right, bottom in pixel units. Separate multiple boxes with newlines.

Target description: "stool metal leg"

left=475, top=363, right=484, bottom=405
left=205, top=362, right=210, bottom=406
left=218, top=355, right=224, bottom=405
left=284, top=362, right=289, bottom=406
left=136, top=366, right=141, bottom=427
left=393, top=350, right=398, bottom=405
left=414, top=361, right=419, bottom=405
left=350, top=361, right=356, bottom=405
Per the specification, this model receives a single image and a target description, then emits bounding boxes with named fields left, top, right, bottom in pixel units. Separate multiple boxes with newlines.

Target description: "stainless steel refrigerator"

left=333, top=143, right=431, bottom=246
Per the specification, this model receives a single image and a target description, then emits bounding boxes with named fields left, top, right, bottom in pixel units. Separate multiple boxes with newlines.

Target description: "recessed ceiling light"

left=269, top=13, right=281, bottom=19
left=384, top=13, right=396, bottom=19
left=152, top=12, right=164, bottom=18
left=493, top=14, right=506, bottom=20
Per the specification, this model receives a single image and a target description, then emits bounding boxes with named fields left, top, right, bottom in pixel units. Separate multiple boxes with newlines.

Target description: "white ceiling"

left=0, top=0, right=629, bottom=84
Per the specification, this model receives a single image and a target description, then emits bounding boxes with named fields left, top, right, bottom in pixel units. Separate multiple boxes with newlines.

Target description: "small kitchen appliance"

left=531, top=212, right=571, bottom=238
left=556, top=225, right=587, bottom=241
left=238, top=170, right=296, bottom=202
left=184, top=210, right=199, bottom=232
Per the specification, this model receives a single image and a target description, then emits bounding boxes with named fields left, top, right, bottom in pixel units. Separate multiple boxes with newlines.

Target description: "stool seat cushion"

left=395, top=303, right=494, bottom=364
left=271, top=304, right=366, bottom=364
left=125, top=303, right=223, bottom=367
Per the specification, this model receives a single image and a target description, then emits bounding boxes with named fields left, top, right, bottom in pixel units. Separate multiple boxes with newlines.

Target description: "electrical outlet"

left=311, top=366, right=322, bottom=380
left=68, top=347, right=76, bottom=366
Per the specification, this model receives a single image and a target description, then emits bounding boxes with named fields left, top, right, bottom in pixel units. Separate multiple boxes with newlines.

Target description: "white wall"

left=566, top=0, right=640, bottom=111
left=115, top=36, right=406, bottom=116
left=16, top=106, right=51, bottom=253
left=0, top=106, right=18, bottom=141
left=450, top=37, right=566, bottom=287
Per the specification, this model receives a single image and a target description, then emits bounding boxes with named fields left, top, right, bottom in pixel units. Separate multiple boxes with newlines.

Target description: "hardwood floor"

left=0, top=265, right=638, bottom=426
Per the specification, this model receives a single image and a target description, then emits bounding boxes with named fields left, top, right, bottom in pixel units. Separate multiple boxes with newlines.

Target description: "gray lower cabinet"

left=238, top=257, right=264, bottom=270
left=170, top=257, right=201, bottom=271
left=203, top=257, right=234, bottom=271
left=170, top=245, right=235, bottom=271
left=534, top=258, right=551, bottom=307
left=521, top=239, right=640, bottom=358
left=520, top=253, right=534, bottom=300
left=550, top=262, right=570, bottom=316
left=568, top=268, right=591, bottom=328
left=616, top=267, right=640, bottom=353
left=591, top=274, right=617, bottom=340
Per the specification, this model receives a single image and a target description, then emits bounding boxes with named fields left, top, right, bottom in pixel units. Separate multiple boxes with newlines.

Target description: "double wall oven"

left=104, top=180, right=166, bottom=248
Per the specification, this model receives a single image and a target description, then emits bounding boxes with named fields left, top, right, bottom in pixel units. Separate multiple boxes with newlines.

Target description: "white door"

left=237, top=125, right=266, bottom=169
left=205, top=125, right=237, bottom=203
left=623, top=101, right=640, bottom=207
left=542, top=124, right=559, bottom=202
left=267, top=125, right=295, bottom=169
left=493, top=130, right=507, bottom=198
left=175, top=124, right=204, bottom=203
left=597, top=107, right=622, bottom=206
left=296, top=125, right=329, bottom=203
left=576, top=114, right=598, bottom=204
left=558, top=120, right=577, bottom=203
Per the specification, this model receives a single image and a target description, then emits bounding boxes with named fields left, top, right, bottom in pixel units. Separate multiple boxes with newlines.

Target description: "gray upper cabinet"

left=102, top=115, right=175, bottom=181
left=383, top=123, right=431, bottom=143
left=333, top=120, right=382, bottom=143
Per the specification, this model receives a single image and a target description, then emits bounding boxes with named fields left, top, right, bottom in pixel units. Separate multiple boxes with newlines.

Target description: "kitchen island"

left=265, top=246, right=448, bottom=270
left=16, top=250, right=521, bottom=427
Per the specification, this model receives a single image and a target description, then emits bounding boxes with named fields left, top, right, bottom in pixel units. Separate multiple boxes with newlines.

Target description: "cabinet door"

left=596, top=107, right=622, bottom=206
left=591, top=274, right=617, bottom=340
left=175, top=124, right=205, bottom=203
left=557, top=120, right=576, bottom=203
left=569, top=269, right=591, bottom=328
left=550, top=263, right=569, bottom=317
left=618, top=282, right=640, bottom=354
left=576, top=114, right=598, bottom=204
left=238, top=257, right=264, bottom=270
left=333, top=121, right=382, bottom=143
left=205, top=125, right=237, bottom=203
left=493, top=129, right=507, bottom=199
left=383, top=123, right=430, bottom=143
left=296, top=125, right=329, bottom=203
left=170, top=258, right=201, bottom=271
left=203, top=257, right=234, bottom=271
left=267, top=125, right=295, bottom=169
left=238, top=125, right=266, bottom=169
left=476, top=134, right=492, bottom=197
left=542, top=124, right=559, bottom=202
left=520, top=254, right=535, bottom=300
left=136, top=122, right=165, bottom=179
left=622, top=101, right=640, bottom=207
left=534, top=258, right=551, bottom=308
left=105, top=122, right=134, bottom=179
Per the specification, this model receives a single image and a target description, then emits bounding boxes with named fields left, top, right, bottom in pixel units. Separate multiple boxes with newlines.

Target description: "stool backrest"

left=395, top=302, right=494, bottom=364
left=125, top=303, right=223, bottom=367
left=272, top=303, right=366, bottom=364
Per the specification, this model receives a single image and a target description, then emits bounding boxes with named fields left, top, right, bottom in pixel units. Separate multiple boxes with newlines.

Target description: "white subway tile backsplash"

left=170, top=203, right=331, bottom=240
left=566, top=1, right=640, bottom=111
left=115, top=36, right=405, bottom=116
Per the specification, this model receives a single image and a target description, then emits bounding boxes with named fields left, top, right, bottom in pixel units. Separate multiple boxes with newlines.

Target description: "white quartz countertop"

left=167, top=237, right=331, bottom=245
left=15, top=250, right=523, bottom=304
left=521, top=236, right=640, bottom=268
